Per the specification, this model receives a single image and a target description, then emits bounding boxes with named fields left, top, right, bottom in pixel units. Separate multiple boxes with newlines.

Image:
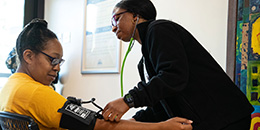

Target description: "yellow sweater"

left=0, top=73, right=67, bottom=130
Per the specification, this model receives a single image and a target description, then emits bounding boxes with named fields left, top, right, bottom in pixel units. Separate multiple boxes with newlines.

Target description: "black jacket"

left=129, top=20, right=254, bottom=130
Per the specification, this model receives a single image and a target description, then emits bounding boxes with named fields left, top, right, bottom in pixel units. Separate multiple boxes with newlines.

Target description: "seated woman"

left=0, top=18, right=192, bottom=130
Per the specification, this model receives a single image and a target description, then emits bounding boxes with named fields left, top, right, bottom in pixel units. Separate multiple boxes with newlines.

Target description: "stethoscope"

left=119, top=17, right=174, bottom=119
left=120, top=16, right=140, bottom=97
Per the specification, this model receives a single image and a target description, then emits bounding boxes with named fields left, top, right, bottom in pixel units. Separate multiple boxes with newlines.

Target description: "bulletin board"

left=81, top=0, right=120, bottom=74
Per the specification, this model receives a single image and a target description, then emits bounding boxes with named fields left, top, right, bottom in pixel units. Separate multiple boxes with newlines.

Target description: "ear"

left=23, top=49, right=35, bottom=64
left=132, top=16, right=139, bottom=24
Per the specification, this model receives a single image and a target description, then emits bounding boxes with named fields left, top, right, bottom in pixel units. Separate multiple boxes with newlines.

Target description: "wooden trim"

left=226, top=0, right=237, bottom=81
left=24, top=0, right=45, bottom=27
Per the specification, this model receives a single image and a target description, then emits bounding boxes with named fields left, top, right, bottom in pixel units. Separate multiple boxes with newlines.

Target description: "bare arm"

left=94, top=117, right=193, bottom=130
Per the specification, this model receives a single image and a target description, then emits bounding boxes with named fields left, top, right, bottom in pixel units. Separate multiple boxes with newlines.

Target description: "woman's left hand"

left=102, top=97, right=130, bottom=122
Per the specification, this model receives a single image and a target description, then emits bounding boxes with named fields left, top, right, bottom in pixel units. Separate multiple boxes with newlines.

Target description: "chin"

left=44, top=83, right=52, bottom=86
left=117, top=34, right=130, bottom=42
left=43, top=81, right=52, bottom=86
left=120, top=37, right=131, bottom=42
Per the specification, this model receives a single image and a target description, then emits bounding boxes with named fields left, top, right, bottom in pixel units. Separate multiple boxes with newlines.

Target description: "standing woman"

left=102, top=0, right=254, bottom=130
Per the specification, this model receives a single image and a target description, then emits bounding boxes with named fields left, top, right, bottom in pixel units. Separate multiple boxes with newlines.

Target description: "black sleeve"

left=130, top=21, right=190, bottom=107
left=133, top=105, right=168, bottom=122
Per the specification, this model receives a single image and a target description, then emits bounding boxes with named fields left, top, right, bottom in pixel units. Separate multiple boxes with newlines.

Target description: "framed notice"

left=82, top=0, right=120, bottom=74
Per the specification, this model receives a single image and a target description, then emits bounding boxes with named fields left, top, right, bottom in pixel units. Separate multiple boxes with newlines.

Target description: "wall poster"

left=231, top=0, right=260, bottom=129
left=82, top=0, right=120, bottom=74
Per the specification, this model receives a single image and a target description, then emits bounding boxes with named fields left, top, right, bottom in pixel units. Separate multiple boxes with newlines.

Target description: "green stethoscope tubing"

left=120, top=37, right=134, bottom=97
left=120, top=17, right=139, bottom=97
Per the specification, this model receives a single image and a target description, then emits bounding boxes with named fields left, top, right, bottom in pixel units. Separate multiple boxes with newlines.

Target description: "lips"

left=48, top=74, right=57, bottom=81
left=116, top=31, right=120, bottom=36
left=116, top=31, right=123, bottom=40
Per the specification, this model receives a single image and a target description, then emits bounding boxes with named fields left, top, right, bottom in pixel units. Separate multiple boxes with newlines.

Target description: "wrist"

left=123, top=93, right=135, bottom=108
left=156, top=122, right=166, bottom=130
left=147, top=122, right=162, bottom=130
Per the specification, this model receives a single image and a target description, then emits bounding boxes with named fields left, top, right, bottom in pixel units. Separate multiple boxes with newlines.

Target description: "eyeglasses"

left=39, top=51, right=65, bottom=66
left=111, top=11, right=128, bottom=27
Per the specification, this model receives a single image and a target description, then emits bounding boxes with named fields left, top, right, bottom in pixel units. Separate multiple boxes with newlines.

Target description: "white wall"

left=44, top=0, right=228, bottom=118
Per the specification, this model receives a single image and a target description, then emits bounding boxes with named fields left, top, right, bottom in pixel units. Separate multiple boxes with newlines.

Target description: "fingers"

left=102, top=104, right=122, bottom=122
left=108, top=113, right=119, bottom=122
left=103, top=110, right=122, bottom=122
left=102, top=98, right=129, bottom=122
left=115, top=113, right=123, bottom=122
left=102, top=109, right=111, bottom=121
left=174, top=117, right=193, bottom=130
left=174, top=117, right=193, bottom=124
left=180, top=123, right=193, bottom=130
left=107, top=112, right=116, bottom=122
left=162, top=117, right=193, bottom=130
left=102, top=104, right=110, bottom=120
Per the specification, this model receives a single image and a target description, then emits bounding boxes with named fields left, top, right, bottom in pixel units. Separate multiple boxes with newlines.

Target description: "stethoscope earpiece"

left=120, top=16, right=140, bottom=97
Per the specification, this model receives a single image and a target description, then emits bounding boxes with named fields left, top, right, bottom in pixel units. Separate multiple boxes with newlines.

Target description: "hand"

left=102, top=97, right=130, bottom=122
left=160, top=117, right=193, bottom=130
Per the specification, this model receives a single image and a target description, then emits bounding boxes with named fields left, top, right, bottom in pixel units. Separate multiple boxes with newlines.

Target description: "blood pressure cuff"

left=58, top=101, right=97, bottom=130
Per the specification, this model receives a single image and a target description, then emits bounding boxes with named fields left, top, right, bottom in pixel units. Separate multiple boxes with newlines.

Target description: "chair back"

left=0, top=111, right=39, bottom=130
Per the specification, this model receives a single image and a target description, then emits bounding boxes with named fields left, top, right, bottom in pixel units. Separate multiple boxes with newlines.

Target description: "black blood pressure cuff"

left=58, top=101, right=98, bottom=130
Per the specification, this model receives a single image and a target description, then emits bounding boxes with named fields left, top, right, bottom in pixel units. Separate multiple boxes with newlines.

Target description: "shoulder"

left=149, top=19, right=179, bottom=28
left=11, top=73, right=66, bottom=104
left=147, top=19, right=185, bottom=33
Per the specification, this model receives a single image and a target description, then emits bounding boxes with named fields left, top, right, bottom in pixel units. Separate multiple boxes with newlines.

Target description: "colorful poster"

left=235, top=0, right=260, bottom=129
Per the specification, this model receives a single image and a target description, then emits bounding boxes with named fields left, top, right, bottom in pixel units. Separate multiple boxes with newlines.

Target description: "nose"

left=53, top=64, right=61, bottom=72
left=112, top=26, right=117, bottom=32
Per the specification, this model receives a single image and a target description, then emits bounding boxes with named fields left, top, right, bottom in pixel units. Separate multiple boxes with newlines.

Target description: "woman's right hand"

left=102, top=97, right=129, bottom=122
left=160, top=117, right=193, bottom=130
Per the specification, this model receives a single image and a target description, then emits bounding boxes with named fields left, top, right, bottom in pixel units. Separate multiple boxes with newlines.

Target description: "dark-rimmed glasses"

left=111, top=11, right=128, bottom=27
left=39, top=51, right=65, bottom=66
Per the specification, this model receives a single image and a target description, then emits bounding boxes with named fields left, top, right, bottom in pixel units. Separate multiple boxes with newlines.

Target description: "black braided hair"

left=115, top=0, right=157, bottom=20
left=16, top=18, right=57, bottom=62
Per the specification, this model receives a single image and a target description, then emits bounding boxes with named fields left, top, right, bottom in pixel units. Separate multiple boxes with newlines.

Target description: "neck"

left=16, top=64, right=31, bottom=76
left=134, top=18, right=147, bottom=44
left=135, top=30, right=142, bottom=44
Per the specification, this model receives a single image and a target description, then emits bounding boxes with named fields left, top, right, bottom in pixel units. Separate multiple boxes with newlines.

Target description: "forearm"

left=94, top=119, right=161, bottom=130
